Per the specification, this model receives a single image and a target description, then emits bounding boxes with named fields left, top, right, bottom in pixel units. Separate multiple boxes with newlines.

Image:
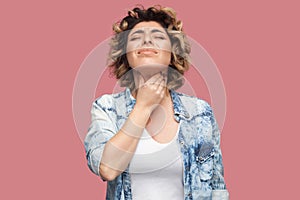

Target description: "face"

left=126, top=21, right=172, bottom=69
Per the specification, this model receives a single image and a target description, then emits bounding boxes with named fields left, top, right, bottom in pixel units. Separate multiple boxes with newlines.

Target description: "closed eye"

left=130, top=37, right=141, bottom=41
left=154, top=36, right=166, bottom=40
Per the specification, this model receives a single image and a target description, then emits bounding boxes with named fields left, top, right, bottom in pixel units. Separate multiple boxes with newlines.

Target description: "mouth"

left=136, top=48, right=159, bottom=55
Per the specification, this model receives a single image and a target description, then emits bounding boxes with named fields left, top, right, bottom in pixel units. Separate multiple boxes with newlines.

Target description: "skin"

left=126, top=21, right=172, bottom=80
left=99, top=21, right=179, bottom=181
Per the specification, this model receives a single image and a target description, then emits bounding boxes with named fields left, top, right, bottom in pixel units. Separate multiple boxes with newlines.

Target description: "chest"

left=145, top=106, right=179, bottom=144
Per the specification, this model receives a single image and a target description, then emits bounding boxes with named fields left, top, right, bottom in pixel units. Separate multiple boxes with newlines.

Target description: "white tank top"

left=129, top=123, right=184, bottom=200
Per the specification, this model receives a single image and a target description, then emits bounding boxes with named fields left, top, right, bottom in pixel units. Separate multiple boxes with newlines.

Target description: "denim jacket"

left=84, top=88, right=229, bottom=200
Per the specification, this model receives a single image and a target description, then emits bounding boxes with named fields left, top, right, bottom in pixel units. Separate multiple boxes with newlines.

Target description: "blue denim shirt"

left=85, top=88, right=229, bottom=200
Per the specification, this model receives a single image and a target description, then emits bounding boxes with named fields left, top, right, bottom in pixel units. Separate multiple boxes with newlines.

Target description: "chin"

left=135, top=58, right=169, bottom=67
left=132, top=62, right=168, bottom=78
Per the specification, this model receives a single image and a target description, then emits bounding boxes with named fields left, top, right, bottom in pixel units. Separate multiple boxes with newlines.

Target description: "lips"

left=136, top=48, right=158, bottom=55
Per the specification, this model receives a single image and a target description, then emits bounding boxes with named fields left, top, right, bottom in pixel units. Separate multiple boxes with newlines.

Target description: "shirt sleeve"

left=84, top=100, right=117, bottom=180
left=209, top=107, right=230, bottom=200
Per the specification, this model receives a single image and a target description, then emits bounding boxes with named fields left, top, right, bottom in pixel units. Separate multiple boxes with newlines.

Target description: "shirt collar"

left=170, top=89, right=191, bottom=121
left=125, top=88, right=136, bottom=117
left=124, top=88, right=190, bottom=121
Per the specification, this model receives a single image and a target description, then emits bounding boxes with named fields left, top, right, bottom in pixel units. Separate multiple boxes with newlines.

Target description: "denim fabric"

left=84, top=88, right=229, bottom=200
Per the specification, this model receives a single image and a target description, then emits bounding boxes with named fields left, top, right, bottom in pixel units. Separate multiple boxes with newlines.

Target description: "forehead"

left=130, top=21, right=166, bottom=33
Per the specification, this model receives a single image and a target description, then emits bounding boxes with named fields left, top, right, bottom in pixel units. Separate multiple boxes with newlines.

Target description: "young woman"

left=85, top=5, right=229, bottom=200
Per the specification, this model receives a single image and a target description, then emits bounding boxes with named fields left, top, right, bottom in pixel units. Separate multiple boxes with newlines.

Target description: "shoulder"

left=93, top=90, right=126, bottom=109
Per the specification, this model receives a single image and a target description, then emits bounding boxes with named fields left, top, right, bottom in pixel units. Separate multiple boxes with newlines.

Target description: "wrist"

left=134, top=103, right=152, bottom=116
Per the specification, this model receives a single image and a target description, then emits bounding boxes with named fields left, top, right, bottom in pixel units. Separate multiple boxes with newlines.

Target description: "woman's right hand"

left=135, top=71, right=167, bottom=111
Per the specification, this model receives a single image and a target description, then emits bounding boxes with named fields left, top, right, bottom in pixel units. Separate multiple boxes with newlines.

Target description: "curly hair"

left=108, top=5, right=191, bottom=90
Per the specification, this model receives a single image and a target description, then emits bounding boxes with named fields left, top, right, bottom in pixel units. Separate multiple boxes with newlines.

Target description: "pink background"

left=1, top=0, right=299, bottom=199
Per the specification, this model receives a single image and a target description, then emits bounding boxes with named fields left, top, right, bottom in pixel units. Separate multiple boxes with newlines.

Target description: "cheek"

left=126, top=40, right=140, bottom=53
left=160, top=51, right=172, bottom=65
left=126, top=52, right=137, bottom=67
left=157, top=39, right=172, bottom=51
left=126, top=44, right=132, bottom=53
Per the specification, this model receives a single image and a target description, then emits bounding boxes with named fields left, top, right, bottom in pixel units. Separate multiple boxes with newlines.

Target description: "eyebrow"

left=129, top=29, right=166, bottom=37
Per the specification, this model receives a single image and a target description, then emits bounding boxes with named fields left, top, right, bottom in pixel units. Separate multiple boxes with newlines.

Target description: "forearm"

left=99, top=104, right=151, bottom=181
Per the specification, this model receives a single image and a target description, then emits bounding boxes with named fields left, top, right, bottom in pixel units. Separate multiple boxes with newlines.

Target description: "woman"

left=85, top=5, right=229, bottom=200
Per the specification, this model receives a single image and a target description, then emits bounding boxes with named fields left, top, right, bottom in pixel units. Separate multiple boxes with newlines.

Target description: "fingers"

left=134, top=71, right=167, bottom=108
left=137, top=71, right=167, bottom=99
left=145, top=72, right=166, bottom=85
left=144, top=73, right=166, bottom=96
left=156, top=76, right=166, bottom=94
left=146, top=71, right=164, bottom=84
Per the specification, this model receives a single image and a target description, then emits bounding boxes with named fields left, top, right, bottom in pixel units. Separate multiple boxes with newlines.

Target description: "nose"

left=143, top=34, right=153, bottom=45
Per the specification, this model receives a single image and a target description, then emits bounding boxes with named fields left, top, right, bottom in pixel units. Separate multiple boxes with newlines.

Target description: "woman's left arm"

left=210, top=109, right=230, bottom=200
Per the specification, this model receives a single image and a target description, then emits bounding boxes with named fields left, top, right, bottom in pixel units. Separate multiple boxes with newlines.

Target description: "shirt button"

left=184, top=112, right=190, bottom=118
left=199, top=156, right=205, bottom=162
left=180, top=140, right=185, bottom=145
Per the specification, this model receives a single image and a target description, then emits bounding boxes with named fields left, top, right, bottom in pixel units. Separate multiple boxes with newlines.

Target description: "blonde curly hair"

left=108, top=5, right=191, bottom=90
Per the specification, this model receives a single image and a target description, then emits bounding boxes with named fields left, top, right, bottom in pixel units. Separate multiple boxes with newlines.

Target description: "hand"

left=135, top=71, right=167, bottom=111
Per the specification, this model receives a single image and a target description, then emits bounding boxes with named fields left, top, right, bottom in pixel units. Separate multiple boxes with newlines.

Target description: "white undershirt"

left=129, top=123, right=184, bottom=200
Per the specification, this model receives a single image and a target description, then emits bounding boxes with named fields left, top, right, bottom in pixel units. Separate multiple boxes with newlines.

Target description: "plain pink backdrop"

left=1, top=0, right=299, bottom=199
